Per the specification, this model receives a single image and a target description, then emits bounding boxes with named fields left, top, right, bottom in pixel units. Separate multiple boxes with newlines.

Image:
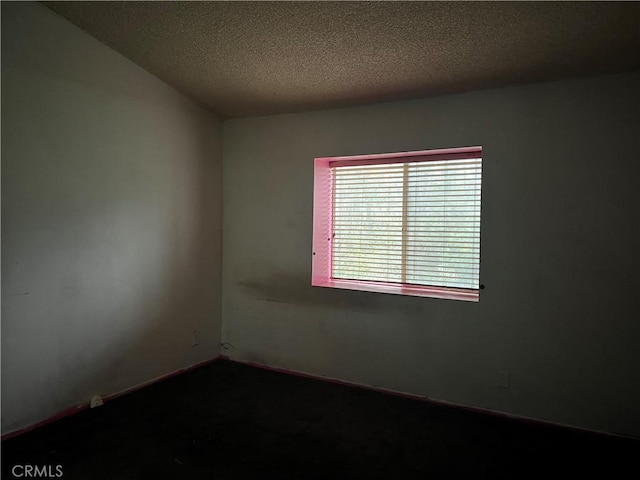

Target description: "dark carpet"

left=2, top=359, right=638, bottom=479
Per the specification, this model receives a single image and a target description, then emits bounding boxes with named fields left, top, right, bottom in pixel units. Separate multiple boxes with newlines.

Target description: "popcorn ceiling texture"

left=43, top=1, right=639, bottom=117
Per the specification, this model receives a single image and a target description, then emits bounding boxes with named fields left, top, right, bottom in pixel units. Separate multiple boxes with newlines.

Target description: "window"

left=312, top=146, right=482, bottom=302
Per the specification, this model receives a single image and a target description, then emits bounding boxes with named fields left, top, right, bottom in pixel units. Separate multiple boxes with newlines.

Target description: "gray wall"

left=1, top=3, right=223, bottom=435
left=222, top=73, right=640, bottom=437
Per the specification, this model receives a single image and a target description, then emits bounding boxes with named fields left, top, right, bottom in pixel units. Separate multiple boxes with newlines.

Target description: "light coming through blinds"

left=332, top=157, right=482, bottom=290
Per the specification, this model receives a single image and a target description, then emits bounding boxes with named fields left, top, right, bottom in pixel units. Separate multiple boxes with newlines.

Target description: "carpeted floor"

left=2, top=359, right=638, bottom=479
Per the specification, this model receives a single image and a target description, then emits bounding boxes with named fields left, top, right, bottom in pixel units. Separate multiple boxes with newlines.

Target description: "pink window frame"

left=311, top=146, right=482, bottom=302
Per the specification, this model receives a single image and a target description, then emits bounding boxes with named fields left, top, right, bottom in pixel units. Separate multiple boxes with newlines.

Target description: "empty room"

left=2, top=1, right=639, bottom=478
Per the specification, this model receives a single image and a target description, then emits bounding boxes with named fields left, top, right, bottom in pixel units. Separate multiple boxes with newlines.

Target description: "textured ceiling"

left=43, top=1, right=640, bottom=118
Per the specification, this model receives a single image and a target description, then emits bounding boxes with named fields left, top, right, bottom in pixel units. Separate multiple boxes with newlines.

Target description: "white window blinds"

left=331, top=157, right=482, bottom=290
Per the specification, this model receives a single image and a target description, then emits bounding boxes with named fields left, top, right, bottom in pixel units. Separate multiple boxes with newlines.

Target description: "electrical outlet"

left=192, top=331, right=200, bottom=346
left=499, top=370, right=510, bottom=389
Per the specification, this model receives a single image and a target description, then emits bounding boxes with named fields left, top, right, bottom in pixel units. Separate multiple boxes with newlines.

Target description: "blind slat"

left=332, top=249, right=480, bottom=262
left=336, top=235, right=480, bottom=245
left=332, top=248, right=482, bottom=263
left=334, top=262, right=480, bottom=274
left=332, top=274, right=478, bottom=289
left=335, top=180, right=481, bottom=187
left=336, top=163, right=481, bottom=175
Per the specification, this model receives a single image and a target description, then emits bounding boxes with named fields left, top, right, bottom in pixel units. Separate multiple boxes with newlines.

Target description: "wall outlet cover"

left=499, top=371, right=510, bottom=389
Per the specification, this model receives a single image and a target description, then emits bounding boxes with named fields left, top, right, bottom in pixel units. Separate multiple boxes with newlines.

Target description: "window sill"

left=312, top=278, right=479, bottom=302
